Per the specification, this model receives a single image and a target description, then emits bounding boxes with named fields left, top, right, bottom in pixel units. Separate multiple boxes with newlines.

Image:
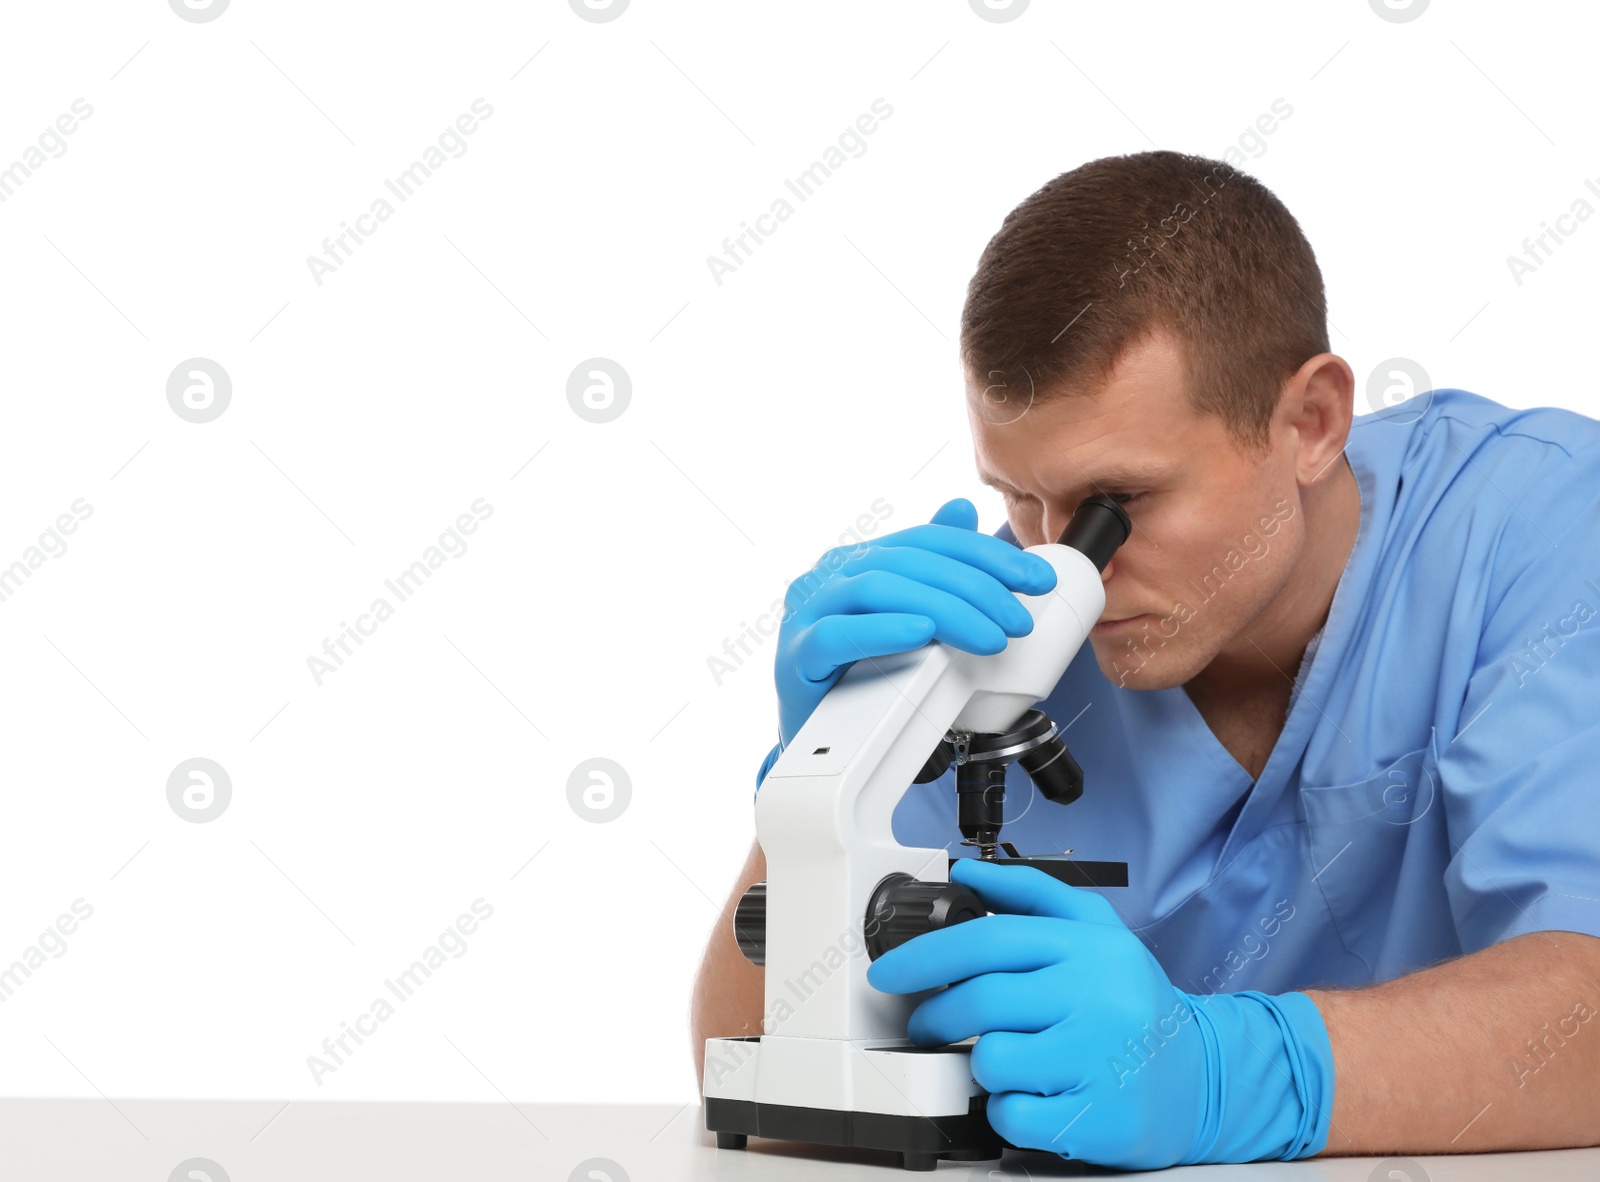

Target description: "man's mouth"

left=1090, top=613, right=1151, bottom=638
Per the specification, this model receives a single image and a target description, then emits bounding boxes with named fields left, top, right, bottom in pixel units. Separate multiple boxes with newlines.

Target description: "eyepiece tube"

left=1058, top=495, right=1132, bottom=571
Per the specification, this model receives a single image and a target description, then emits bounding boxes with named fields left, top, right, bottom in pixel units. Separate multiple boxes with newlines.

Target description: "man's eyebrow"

left=977, top=471, right=1026, bottom=493
left=977, top=467, right=1167, bottom=495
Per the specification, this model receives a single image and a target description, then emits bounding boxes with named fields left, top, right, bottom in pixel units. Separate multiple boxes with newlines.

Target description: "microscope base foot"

left=704, top=1096, right=1001, bottom=1170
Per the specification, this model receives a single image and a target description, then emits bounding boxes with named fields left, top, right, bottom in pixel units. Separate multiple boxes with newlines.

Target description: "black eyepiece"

left=1058, top=495, right=1132, bottom=571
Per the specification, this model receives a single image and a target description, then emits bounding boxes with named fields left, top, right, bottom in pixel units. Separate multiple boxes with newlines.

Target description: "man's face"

left=967, top=328, right=1304, bottom=690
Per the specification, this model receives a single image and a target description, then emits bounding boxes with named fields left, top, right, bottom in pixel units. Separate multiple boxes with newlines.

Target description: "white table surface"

left=6, top=1098, right=1598, bottom=1179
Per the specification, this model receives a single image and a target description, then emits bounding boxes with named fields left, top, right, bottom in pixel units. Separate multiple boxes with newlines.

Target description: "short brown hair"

left=960, top=151, right=1328, bottom=451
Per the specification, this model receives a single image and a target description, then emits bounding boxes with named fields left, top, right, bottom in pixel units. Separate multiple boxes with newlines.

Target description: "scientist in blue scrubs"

left=691, top=150, right=1600, bottom=1169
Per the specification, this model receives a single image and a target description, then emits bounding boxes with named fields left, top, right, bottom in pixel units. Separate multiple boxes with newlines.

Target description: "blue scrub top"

left=894, top=389, right=1600, bottom=994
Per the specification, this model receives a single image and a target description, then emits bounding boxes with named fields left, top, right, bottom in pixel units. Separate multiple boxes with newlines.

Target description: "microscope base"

left=704, top=1095, right=1001, bottom=1171
left=702, top=1035, right=1004, bottom=1171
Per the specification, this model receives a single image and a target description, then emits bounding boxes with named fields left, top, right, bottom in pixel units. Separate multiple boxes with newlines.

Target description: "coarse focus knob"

left=865, top=872, right=986, bottom=960
left=733, top=881, right=766, bottom=966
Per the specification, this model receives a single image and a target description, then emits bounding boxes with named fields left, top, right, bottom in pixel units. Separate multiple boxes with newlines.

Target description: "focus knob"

left=732, top=881, right=766, bottom=966
left=865, top=872, right=986, bottom=960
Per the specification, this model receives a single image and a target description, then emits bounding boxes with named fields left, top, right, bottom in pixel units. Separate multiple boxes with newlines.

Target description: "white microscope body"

left=702, top=497, right=1131, bottom=1171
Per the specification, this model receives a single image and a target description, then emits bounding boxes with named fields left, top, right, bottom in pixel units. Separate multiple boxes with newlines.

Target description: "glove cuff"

left=1177, top=994, right=1225, bottom=1165
left=1254, top=990, right=1335, bottom=1159
left=1178, top=989, right=1335, bottom=1163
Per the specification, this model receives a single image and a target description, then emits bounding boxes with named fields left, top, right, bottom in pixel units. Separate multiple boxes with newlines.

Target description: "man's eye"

left=1107, top=491, right=1145, bottom=506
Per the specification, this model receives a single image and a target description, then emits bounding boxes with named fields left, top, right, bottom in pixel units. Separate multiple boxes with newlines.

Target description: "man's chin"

left=1088, top=640, right=1197, bottom=692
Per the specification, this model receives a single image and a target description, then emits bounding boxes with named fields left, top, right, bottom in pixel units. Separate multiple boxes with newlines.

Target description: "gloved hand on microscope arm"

left=758, top=496, right=1058, bottom=792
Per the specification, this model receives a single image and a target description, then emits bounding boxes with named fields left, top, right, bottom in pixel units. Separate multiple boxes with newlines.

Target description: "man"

left=691, top=150, right=1600, bottom=1167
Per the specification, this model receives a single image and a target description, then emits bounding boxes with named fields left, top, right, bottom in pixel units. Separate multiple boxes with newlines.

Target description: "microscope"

left=703, top=495, right=1133, bottom=1171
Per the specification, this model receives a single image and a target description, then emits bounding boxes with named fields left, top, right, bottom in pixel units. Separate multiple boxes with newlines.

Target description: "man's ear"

left=1284, top=353, right=1354, bottom=486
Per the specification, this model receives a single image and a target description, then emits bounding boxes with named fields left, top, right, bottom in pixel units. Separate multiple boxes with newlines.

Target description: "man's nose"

left=1045, top=506, right=1071, bottom=547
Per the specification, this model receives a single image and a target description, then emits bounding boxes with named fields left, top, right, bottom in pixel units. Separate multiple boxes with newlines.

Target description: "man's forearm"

left=1306, top=930, right=1600, bottom=1154
left=689, top=839, right=766, bottom=1092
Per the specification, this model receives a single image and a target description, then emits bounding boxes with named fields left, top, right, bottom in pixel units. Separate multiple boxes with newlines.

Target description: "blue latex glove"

left=756, top=498, right=1057, bottom=791
left=866, top=859, right=1334, bottom=1169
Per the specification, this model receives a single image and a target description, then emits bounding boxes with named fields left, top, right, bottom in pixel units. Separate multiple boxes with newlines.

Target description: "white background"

left=0, top=0, right=1594, bottom=1109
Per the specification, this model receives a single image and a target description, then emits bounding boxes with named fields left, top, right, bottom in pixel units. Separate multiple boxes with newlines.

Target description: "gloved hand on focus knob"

left=755, top=498, right=1057, bottom=791
left=866, top=858, right=1334, bottom=1170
